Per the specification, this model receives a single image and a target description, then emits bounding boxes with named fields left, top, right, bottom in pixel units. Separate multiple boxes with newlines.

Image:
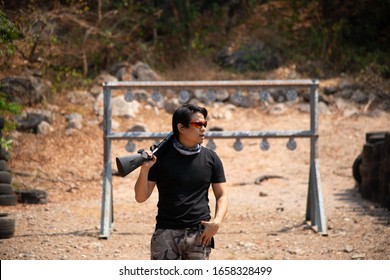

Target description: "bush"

left=0, top=93, right=22, bottom=151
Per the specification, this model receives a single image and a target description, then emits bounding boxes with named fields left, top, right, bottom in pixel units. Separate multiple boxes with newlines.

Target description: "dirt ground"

left=1, top=94, right=390, bottom=260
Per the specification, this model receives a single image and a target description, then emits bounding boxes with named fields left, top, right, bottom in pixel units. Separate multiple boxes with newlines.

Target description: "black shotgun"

left=115, top=132, right=174, bottom=177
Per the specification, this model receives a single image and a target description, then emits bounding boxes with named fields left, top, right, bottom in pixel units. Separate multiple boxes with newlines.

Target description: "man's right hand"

left=141, top=150, right=157, bottom=169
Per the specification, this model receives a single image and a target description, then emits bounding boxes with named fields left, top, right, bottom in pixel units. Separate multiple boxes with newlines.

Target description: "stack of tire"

left=353, top=131, right=390, bottom=209
left=379, top=133, right=390, bottom=208
left=0, top=118, right=18, bottom=206
left=0, top=116, right=16, bottom=239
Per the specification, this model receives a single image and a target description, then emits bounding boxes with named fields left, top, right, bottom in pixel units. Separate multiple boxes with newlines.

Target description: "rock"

left=298, top=103, right=310, bottom=113
left=164, top=98, right=180, bottom=114
left=15, top=109, right=55, bottom=133
left=132, top=61, right=161, bottom=81
left=115, top=63, right=134, bottom=81
left=336, top=88, right=354, bottom=99
left=351, top=253, right=366, bottom=260
left=318, top=101, right=330, bottom=114
left=343, top=107, right=359, bottom=117
left=323, top=86, right=338, bottom=95
left=268, top=103, right=286, bottom=115
left=128, top=124, right=148, bottom=132
left=344, top=245, right=354, bottom=253
left=334, top=98, right=355, bottom=111
left=37, top=121, right=53, bottom=135
left=65, top=113, right=83, bottom=130
left=0, top=75, right=51, bottom=106
left=351, top=89, right=368, bottom=104
left=240, top=93, right=259, bottom=108
left=94, top=93, right=140, bottom=117
left=105, top=119, right=120, bottom=130
left=89, top=85, right=103, bottom=97
left=194, top=89, right=213, bottom=105
left=215, top=89, right=230, bottom=102
left=93, top=72, right=118, bottom=85
left=67, top=90, right=95, bottom=105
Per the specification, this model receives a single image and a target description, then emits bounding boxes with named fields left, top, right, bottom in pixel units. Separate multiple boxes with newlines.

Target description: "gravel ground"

left=1, top=98, right=390, bottom=260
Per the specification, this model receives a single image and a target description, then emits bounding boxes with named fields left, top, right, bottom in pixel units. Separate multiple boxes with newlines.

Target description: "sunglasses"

left=189, top=120, right=208, bottom=129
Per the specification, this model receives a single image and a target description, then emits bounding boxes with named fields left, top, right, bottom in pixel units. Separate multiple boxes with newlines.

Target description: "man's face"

left=178, top=112, right=207, bottom=148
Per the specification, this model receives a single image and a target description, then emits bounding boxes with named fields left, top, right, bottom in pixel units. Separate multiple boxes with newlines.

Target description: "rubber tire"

left=15, top=189, right=48, bottom=204
left=0, top=171, right=12, bottom=184
left=0, top=213, right=16, bottom=239
left=366, top=132, right=386, bottom=144
left=381, top=158, right=390, bottom=172
left=0, top=160, right=10, bottom=171
left=0, top=183, right=14, bottom=195
left=0, top=194, right=18, bottom=206
left=0, top=148, right=9, bottom=161
left=352, top=154, right=362, bottom=183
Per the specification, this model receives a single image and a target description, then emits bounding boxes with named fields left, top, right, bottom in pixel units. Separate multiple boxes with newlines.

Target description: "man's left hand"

left=198, top=220, right=220, bottom=247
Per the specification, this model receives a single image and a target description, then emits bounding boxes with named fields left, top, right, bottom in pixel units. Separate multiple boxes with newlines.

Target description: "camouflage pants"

left=150, top=227, right=212, bottom=260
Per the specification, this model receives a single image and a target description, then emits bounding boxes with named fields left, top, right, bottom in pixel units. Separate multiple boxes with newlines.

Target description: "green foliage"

left=0, top=137, right=13, bottom=152
left=1, top=0, right=389, bottom=86
left=50, top=65, right=85, bottom=93
left=0, top=93, right=22, bottom=151
left=0, top=10, right=20, bottom=57
left=264, top=0, right=390, bottom=77
left=0, top=95, right=21, bottom=115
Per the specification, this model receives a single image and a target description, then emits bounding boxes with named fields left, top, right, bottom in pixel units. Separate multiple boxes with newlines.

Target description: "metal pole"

left=103, top=79, right=319, bottom=89
left=100, top=86, right=113, bottom=239
left=107, top=130, right=317, bottom=140
left=308, top=82, right=327, bottom=235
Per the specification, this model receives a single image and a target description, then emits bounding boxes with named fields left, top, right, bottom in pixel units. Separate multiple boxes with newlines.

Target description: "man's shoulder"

left=201, top=146, right=220, bottom=158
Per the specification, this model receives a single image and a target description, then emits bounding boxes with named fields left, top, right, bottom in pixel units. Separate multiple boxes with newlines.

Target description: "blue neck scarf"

left=173, top=138, right=201, bottom=155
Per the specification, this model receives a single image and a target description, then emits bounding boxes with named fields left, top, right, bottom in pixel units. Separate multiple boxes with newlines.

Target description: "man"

left=134, top=103, right=228, bottom=260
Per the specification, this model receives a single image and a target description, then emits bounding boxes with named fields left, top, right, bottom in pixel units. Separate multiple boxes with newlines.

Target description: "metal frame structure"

left=100, top=80, right=327, bottom=239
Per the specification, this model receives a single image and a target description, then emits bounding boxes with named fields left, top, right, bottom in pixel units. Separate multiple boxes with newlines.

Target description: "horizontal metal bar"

left=108, top=131, right=169, bottom=140
left=103, top=79, right=319, bottom=89
left=107, top=130, right=317, bottom=140
left=207, top=130, right=316, bottom=139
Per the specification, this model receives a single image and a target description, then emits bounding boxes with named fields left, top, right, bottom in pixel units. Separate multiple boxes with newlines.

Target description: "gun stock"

left=116, top=154, right=146, bottom=177
left=115, top=132, right=174, bottom=177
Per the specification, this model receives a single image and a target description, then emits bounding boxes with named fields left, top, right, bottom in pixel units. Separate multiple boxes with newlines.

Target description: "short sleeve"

left=148, top=165, right=158, bottom=182
left=211, top=152, right=226, bottom=183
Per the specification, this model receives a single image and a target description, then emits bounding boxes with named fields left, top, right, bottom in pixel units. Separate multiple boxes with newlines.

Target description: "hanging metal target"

left=179, top=90, right=191, bottom=104
left=260, top=138, right=270, bottom=151
left=259, top=90, right=269, bottom=102
left=233, top=138, right=244, bottom=151
left=231, top=89, right=243, bottom=105
left=286, top=89, right=298, bottom=101
left=152, top=89, right=162, bottom=103
left=124, top=89, right=134, bottom=102
left=125, top=140, right=136, bottom=152
left=286, top=137, right=297, bottom=151
left=206, top=139, right=216, bottom=151
left=206, top=89, right=217, bottom=103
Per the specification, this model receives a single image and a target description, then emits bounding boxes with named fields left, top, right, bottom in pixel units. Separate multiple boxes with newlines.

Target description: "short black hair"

left=172, top=104, right=208, bottom=137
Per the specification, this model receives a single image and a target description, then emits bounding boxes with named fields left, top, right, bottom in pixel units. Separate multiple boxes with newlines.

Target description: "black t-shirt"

left=148, top=144, right=226, bottom=229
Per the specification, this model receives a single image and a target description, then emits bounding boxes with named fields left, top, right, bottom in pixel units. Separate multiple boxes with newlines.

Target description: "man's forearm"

left=134, top=168, right=151, bottom=203
left=214, top=194, right=228, bottom=225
